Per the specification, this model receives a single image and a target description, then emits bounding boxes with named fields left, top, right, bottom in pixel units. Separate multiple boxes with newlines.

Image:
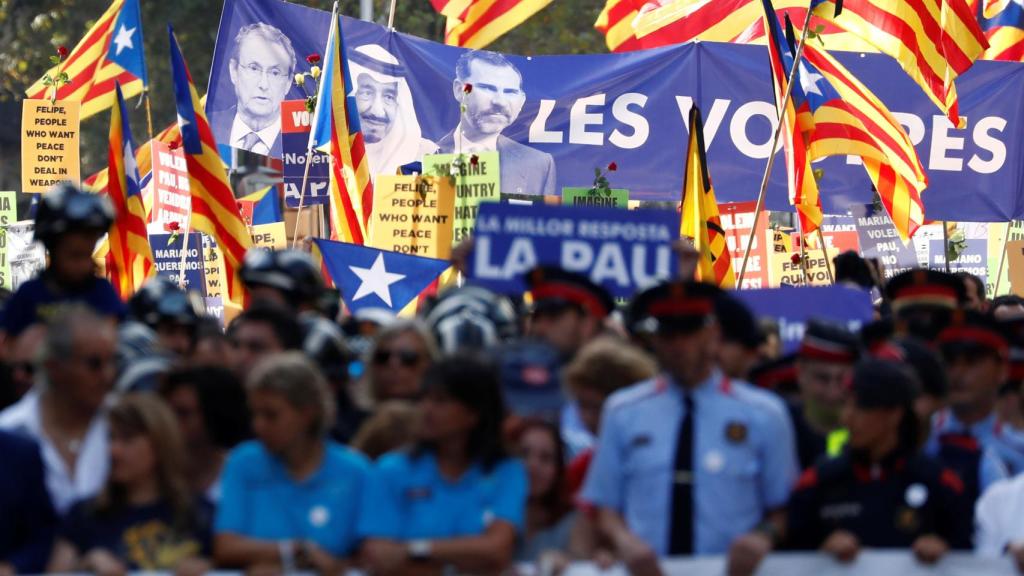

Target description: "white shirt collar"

left=229, top=113, right=280, bottom=156
left=453, top=123, right=500, bottom=154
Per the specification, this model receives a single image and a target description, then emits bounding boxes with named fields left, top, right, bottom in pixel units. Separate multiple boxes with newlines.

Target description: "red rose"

left=165, top=221, right=181, bottom=232
left=607, top=162, right=618, bottom=172
left=790, top=253, right=801, bottom=265
left=470, top=154, right=479, bottom=166
left=57, top=46, right=68, bottom=58
left=168, top=139, right=180, bottom=151
left=463, top=83, right=473, bottom=94
left=306, top=53, right=321, bottom=65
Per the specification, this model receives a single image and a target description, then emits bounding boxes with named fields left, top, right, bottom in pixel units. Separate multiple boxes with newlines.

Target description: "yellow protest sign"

left=21, top=100, right=80, bottom=193
left=370, top=175, right=455, bottom=259
left=251, top=223, right=288, bottom=250
left=202, top=234, right=226, bottom=299
left=769, top=248, right=838, bottom=287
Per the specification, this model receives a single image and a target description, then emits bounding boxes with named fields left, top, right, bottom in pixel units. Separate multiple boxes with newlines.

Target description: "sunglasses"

left=373, top=349, right=422, bottom=367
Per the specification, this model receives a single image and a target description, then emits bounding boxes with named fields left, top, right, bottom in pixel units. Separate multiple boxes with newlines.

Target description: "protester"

left=957, top=272, right=988, bottom=312
left=226, top=303, right=304, bottom=382
left=715, top=292, right=765, bottom=380
left=0, top=306, right=117, bottom=515
left=160, top=366, right=250, bottom=503
left=512, top=419, right=576, bottom=564
left=47, top=393, right=213, bottom=574
left=363, top=319, right=439, bottom=404
left=214, top=352, right=370, bottom=573
left=786, top=360, right=972, bottom=563
left=359, top=353, right=527, bottom=575
left=240, top=248, right=326, bottom=314
left=0, top=430, right=56, bottom=575
left=1, top=184, right=123, bottom=339
left=580, top=281, right=797, bottom=576
left=127, top=277, right=206, bottom=358
left=790, top=320, right=861, bottom=469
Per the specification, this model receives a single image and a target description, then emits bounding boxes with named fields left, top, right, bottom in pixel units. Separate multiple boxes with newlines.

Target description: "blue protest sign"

left=852, top=205, right=920, bottom=279
left=929, top=238, right=989, bottom=285
left=208, top=0, right=1024, bottom=222
left=314, top=239, right=451, bottom=313
left=151, top=233, right=207, bottom=293
left=281, top=100, right=329, bottom=207
left=469, top=203, right=679, bottom=298
left=734, top=286, right=874, bottom=354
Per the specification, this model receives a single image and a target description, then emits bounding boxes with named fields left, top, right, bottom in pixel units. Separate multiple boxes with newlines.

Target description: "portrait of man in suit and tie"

left=210, top=22, right=296, bottom=157
left=436, top=50, right=557, bottom=197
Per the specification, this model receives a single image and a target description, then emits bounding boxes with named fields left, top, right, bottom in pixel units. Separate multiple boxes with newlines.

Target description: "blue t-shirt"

left=61, top=498, right=212, bottom=570
left=358, top=450, right=527, bottom=540
left=215, top=440, right=371, bottom=557
left=2, top=275, right=125, bottom=337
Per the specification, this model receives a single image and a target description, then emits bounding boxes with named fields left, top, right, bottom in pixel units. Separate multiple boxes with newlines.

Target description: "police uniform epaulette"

left=604, top=378, right=665, bottom=411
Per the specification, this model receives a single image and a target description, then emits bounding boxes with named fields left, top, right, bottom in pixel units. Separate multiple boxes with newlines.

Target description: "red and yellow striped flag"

left=106, top=82, right=153, bottom=299
left=432, top=0, right=554, bottom=48
left=811, top=0, right=988, bottom=127
left=595, top=0, right=647, bottom=52
left=25, top=0, right=147, bottom=119
left=681, top=105, right=736, bottom=289
left=168, top=26, right=251, bottom=307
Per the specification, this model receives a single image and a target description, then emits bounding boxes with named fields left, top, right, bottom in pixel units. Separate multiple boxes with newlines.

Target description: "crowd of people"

left=3, top=183, right=1024, bottom=576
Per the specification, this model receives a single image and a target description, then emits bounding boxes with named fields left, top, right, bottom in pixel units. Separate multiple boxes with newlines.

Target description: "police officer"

left=791, top=320, right=861, bottom=469
left=928, top=312, right=1024, bottom=501
left=885, top=269, right=966, bottom=342
left=2, top=183, right=123, bottom=338
left=127, top=276, right=206, bottom=358
left=787, top=359, right=971, bottom=563
left=580, top=281, right=797, bottom=575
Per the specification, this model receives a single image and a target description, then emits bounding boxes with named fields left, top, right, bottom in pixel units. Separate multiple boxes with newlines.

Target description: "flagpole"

left=176, top=217, right=193, bottom=290
left=995, top=221, right=1013, bottom=297
left=291, top=152, right=315, bottom=248
left=738, top=7, right=815, bottom=286
left=942, top=222, right=952, bottom=273
left=387, top=0, right=399, bottom=29
left=142, top=90, right=155, bottom=142
left=815, top=227, right=834, bottom=283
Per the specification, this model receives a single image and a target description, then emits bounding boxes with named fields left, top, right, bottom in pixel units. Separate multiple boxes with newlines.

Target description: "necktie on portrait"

left=240, top=131, right=265, bottom=154
left=669, top=391, right=695, bottom=555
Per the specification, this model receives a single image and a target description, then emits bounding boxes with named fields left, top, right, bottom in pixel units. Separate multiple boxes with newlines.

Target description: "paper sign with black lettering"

left=7, top=221, right=45, bottom=290
left=0, top=192, right=17, bottom=290
left=281, top=100, right=329, bottom=208
left=205, top=296, right=225, bottom=329
left=202, top=235, right=225, bottom=299
left=469, top=203, right=679, bottom=298
left=734, top=285, right=873, bottom=354
left=769, top=248, right=839, bottom=287
left=719, top=202, right=769, bottom=290
left=251, top=222, right=288, bottom=249
left=422, top=152, right=500, bottom=244
left=562, top=188, right=629, bottom=208
left=370, top=175, right=455, bottom=259
left=151, top=233, right=207, bottom=291
left=150, top=140, right=191, bottom=232
left=854, top=207, right=920, bottom=278
left=21, top=100, right=80, bottom=193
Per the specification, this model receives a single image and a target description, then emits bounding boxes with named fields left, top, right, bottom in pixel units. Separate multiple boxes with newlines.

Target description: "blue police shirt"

left=580, top=370, right=798, bottom=556
left=358, top=450, right=527, bottom=540
left=215, top=440, right=371, bottom=556
left=1, top=275, right=125, bottom=337
left=926, top=410, right=1018, bottom=489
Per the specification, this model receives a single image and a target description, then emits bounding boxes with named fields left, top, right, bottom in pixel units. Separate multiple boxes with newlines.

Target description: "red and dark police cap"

left=936, top=310, right=1009, bottom=360
left=799, top=319, right=861, bottom=364
left=849, top=358, right=920, bottom=410
left=885, top=269, right=966, bottom=313
left=526, top=266, right=615, bottom=320
left=628, top=280, right=722, bottom=335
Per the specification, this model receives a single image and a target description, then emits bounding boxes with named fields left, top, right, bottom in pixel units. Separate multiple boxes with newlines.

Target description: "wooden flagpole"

left=816, top=227, right=835, bottom=283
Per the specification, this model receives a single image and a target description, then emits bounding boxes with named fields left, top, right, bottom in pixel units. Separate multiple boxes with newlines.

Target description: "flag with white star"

left=314, top=239, right=451, bottom=313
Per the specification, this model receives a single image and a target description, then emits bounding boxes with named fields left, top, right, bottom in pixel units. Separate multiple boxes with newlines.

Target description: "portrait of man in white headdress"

left=349, top=44, right=437, bottom=179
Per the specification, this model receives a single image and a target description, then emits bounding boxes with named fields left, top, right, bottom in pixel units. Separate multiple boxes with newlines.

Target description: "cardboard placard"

left=150, top=140, right=191, bottom=232
left=988, top=222, right=1024, bottom=296
left=769, top=248, right=839, bottom=287
left=202, top=235, right=225, bottom=299
left=1006, top=240, right=1024, bottom=296
left=369, top=175, right=455, bottom=259
left=250, top=222, right=288, bottom=250
left=281, top=100, right=329, bottom=207
left=21, top=100, right=80, bottom=192
left=719, top=202, right=769, bottom=290
left=7, top=221, right=46, bottom=289
left=0, top=192, right=17, bottom=290
left=561, top=188, right=629, bottom=208
left=422, top=152, right=500, bottom=244
left=151, top=233, right=206, bottom=291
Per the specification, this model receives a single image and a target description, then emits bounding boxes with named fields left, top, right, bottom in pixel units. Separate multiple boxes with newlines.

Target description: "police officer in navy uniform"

left=580, top=281, right=797, bottom=576
left=787, top=359, right=972, bottom=564
left=885, top=269, right=966, bottom=342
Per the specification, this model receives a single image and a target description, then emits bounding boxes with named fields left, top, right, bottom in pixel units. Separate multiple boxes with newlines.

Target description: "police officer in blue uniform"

left=580, top=281, right=797, bottom=576
left=787, top=359, right=971, bottom=563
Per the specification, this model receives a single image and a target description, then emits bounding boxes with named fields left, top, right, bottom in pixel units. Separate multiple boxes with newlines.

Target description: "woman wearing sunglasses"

left=359, top=353, right=527, bottom=575
left=364, top=320, right=440, bottom=404
left=214, top=352, right=371, bottom=575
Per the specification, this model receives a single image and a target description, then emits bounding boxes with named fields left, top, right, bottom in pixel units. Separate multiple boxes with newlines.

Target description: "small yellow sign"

left=369, top=175, right=455, bottom=260
left=21, top=99, right=81, bottom=193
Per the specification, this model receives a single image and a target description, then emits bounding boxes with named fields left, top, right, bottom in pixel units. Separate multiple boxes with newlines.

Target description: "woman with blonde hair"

left=363, top=319, right=440, bottom=405
left=48, top=394, right=212, bottom=575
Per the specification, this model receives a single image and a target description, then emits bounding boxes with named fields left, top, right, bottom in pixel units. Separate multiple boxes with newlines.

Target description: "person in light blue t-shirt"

left=214, top=352, right=371, bottom=574
left=359, top=353, right=528, bottom=576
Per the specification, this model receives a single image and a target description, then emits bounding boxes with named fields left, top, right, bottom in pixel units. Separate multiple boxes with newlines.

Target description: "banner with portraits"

left=207, top=0, right=1024, bottom=223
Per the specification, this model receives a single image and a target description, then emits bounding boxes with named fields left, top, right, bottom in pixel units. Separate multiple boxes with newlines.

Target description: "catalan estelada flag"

left=239, top=185, right=283, bottom=226
left=432, top=0, right=554, bottom=48
left=168, top=25, right=251, bottom=307
left=973, top=0, right=1024, bottom=60
left=680, top=106, right=736, bottom=289
left=308, top=12, right=373, bottom=245
left=26, top=0, right=148, bottom=119
left=106, top=82, right=153, bottom=299
left=810, top=0, right=988, bottom=127
left=760, top=0, right=822, bottom=234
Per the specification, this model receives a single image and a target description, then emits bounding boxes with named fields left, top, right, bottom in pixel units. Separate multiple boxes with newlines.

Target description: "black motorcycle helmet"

left=240, top=248, right=325, bottom=309
left=128, top=276, right=206, bottom=329
left=34, top=182, right=115, bottom=249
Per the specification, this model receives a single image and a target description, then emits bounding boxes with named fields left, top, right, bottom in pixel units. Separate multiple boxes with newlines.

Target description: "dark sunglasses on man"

left=373, top=348, right=422, bottom=368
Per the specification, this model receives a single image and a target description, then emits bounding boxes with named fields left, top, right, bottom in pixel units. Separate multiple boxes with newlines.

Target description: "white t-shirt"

left=0, top=390, right=109, bottom=515
left=976, top=473, right=1024, bottom=556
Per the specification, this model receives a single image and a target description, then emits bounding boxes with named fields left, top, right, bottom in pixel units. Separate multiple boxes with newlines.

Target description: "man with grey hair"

left=436, top=49, right=556, bottom=197
left=0, top=306, right=117, bottom=515
left=211, top=22, right=297, bottom=156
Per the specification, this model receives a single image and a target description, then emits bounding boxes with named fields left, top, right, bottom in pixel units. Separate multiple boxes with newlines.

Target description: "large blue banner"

left=469, top=203, right=679, bottom=298
left=207, top=0, right=1024, bottom=222
left=733, top=286, right=874, bottom=354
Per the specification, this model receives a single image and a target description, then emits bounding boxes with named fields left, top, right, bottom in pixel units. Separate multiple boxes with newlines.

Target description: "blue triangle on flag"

left=314, top=239, right=450, bottom=313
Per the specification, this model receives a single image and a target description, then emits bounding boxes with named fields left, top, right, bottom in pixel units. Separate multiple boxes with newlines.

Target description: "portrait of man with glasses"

left=210, top=22, right=297, bottom=157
